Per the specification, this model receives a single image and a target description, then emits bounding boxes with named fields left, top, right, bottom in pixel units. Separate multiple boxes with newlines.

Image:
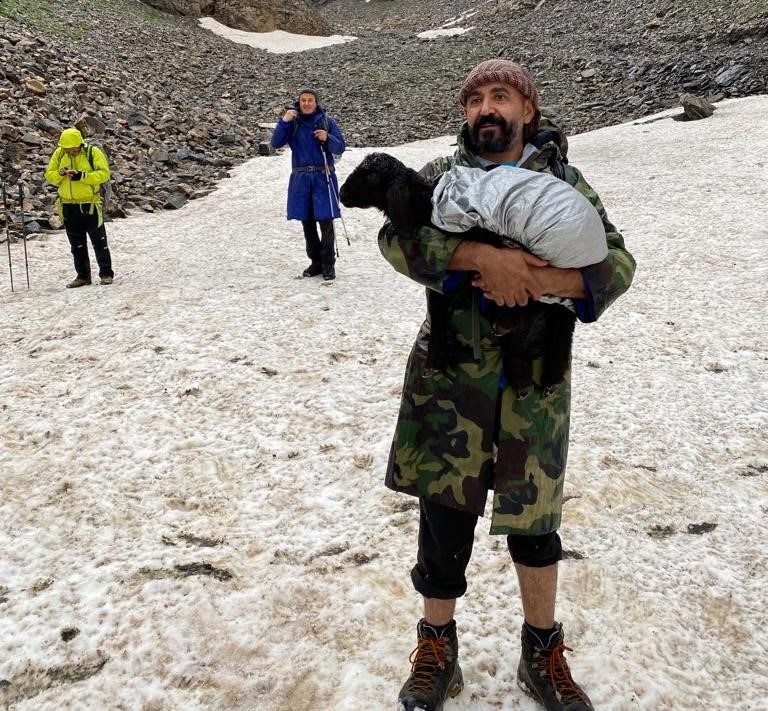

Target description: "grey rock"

left=20, top=132, right=43, bottom=146
left=164, top=192, right=188, bottom=210
left=125, top=111, right=151, bottom=127
left=679, top=93, right=716, bottom=120
left=33, top=118, right=62, bottom=134
left=149, top=147, right=171, bottom=162
left=0, top=124, right=21, bottom=141
left=76, top=115, right=107, bottom=136
left=714, top=64, right=748, bottom=86
left=23, top=220, right=41, bottom=235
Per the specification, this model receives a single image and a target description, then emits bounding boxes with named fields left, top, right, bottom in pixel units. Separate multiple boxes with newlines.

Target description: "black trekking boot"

left=66, top=277, right=91, bottom=288
left=398, top=619, right=464, bottom=711
left=517, top=623, right=594, bottom=710
left=302, top=262, right=322, bottom=278
left=322, top=263, right=336, bottom=281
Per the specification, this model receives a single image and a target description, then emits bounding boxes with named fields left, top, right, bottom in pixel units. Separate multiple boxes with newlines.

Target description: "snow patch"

left=417, top=26, right=474, bottom=39
left=198, top=17, right=356, bottom=54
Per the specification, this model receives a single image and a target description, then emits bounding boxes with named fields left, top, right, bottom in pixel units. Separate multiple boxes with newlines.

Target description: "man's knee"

left=507, top=531, right=562, bottom=567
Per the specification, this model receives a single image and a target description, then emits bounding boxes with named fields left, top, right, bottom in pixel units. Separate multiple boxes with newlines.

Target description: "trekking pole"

left=1, top=182, right=14, bottom=292
left=321, top=148, right=350, bottom=246
left=18, top=183, right=30, bottom=288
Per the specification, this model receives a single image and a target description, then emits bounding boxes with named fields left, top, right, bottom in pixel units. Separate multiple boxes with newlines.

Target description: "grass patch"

left=0, top=0, right=172, bottom=37
left=0, top=0, right=59, bottom=32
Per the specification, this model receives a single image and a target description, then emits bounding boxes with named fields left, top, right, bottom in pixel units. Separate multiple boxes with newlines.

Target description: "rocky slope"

left=0, top=0, right=766, bottom=235
left=142, top=0, right=331, bottom=34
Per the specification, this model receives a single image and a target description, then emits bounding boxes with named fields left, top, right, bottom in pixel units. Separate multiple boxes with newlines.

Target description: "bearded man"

left=378, top=59, right=636, bottom=711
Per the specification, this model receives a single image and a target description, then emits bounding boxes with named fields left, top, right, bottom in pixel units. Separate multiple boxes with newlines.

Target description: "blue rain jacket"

left=271, top=106, right=346, bottom=221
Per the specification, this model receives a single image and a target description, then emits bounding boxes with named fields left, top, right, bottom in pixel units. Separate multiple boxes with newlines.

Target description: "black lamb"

left=339, top=151, right=576, bottom=393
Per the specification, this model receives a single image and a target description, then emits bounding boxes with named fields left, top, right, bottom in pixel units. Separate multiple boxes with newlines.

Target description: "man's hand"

left=58, top=167, right=69, bottom=176
left=283, top=109, right=297, bottom=121
left=473, top=250, right=549, bottom=306
left=450, top=242, right=547, bottom=306
left=313, top=129, right=328, bottom=142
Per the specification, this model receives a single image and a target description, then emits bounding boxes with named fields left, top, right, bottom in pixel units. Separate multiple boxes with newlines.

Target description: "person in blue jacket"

left=271, top=88, right=346, bottom=281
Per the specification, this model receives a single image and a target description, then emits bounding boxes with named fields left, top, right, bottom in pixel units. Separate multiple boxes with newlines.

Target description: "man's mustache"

left=476, top=115, right=506, bottom=129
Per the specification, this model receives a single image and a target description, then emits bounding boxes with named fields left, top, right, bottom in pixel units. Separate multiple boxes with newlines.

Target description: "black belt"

left=293, top=165, right=334, bottom=173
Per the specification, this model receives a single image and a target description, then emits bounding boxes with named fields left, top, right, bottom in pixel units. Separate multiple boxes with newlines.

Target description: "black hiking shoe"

left=517, top=623, right=594, bottom=711
left=322, top=264, right=335, bottom=281
left=302, top=262, right=322, bottom=278
left=66, top=277, right=91, bottom=288
left=398, top=619, right=464, bottom=711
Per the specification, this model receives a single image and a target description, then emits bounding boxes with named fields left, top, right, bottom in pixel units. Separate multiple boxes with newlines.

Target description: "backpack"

left=83, top=141, right=113, bottom=210
left=532, top=111, right=569, bottom=181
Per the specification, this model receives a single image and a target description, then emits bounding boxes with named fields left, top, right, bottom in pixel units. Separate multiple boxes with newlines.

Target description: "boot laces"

left=536, top=642, right=591, bottom=704
left=406, top=637, right=450, bottom=692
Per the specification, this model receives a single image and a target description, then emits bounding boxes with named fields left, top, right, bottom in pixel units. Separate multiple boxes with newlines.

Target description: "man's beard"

left=467, top=115, right=519, bottom=154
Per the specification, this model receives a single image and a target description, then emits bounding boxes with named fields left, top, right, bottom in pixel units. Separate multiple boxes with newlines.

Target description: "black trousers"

left=411, top=498, right=563, bottom=599
left=63, top=203, right=113, bottom=280
left=302, top=204, right=335, bottom=266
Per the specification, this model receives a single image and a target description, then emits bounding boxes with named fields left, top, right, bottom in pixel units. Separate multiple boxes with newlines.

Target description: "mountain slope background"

left=1, top=0, right=766, bottom=225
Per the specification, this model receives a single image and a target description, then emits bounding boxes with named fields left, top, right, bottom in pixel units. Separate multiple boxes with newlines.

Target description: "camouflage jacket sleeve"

left=563, top=164, right=636, bottom=322
left=377, top=155, right=462, bottom=294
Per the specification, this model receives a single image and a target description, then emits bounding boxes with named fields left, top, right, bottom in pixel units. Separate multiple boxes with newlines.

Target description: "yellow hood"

left=58, top=127, right=84, bottom=149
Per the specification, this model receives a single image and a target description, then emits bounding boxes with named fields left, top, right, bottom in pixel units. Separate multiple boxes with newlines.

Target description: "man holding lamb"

left=374, top=59, right=636, bottom=711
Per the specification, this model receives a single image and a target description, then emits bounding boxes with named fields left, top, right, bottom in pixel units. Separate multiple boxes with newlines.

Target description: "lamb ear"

left=385, top=181, right=414, bottom=233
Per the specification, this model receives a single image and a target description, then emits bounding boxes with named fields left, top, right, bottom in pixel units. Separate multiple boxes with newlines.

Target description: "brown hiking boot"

left=398, top=619, right=464, bottom=711
left=517, top=623, right=594, bottom=710
left=100, top=276, right=113, bottom=285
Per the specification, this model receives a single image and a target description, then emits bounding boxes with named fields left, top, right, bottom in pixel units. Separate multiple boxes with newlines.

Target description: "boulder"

left=679, top=93, right=716, bottom=120
left=164, top=192, right=188, bottom=210
left=76, top=115, right=108, bottom=136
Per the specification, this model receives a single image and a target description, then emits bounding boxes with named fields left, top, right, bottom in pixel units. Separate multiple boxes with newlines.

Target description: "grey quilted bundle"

left=431, top=164, right=608, bottom=268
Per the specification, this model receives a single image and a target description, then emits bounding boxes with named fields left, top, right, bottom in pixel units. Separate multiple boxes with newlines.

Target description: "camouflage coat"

left=378, top=120, right=636, bottom=535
